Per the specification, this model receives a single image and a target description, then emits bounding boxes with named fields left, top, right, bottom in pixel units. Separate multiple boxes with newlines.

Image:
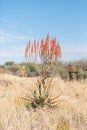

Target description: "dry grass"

left=0, top=74, right=87, bottom=130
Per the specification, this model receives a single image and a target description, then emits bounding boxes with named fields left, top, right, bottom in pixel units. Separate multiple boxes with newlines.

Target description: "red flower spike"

left=31, top=45, right=34, bottom=54
left=34, top=38, right=37, bottom=54
left=58, top=43, right=62, bottom=58
left=55, top=43, right=62, bottom=60
left=45, top=33, right=50, bottom=48
left=25, top=40, right=30, bottom=57
left=25, top=34, right=62, bottom=63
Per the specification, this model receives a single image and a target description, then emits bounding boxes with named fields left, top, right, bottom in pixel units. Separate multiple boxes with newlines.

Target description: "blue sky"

left=0, top=0, right=87, bottom=64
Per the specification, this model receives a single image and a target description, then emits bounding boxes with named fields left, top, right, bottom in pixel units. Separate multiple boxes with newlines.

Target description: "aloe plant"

left=21, top=34, right=62, bottom=109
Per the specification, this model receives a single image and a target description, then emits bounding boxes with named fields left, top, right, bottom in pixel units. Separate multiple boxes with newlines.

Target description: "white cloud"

left=0, top=45, right=25, bottom=64
left=0, top=51, right=23, bottom=58
left=2, top=18, right=11, bottom=22
left=0, top=46, right=24, bottom=58
left=0, top=29, right=27, bottom=43
left=61, top=43, right=87, bottom=61
left=0, top=18, right=11, bottom=23
left=62, top=44, right=87, bottom=53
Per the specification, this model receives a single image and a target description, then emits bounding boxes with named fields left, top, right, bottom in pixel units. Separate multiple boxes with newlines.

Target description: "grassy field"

left=0, top=74, right=87, bottom=130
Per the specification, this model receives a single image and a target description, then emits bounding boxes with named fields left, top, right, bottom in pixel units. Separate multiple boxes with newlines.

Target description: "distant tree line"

left=0, top=59, right=87, bottom=80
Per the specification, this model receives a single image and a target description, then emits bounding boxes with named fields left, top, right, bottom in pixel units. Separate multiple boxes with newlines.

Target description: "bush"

left=24, top=63, right=38, bottom=77
left=4, top=61, right=14, bottom=66
left=7, top=66, right=19, bottom=73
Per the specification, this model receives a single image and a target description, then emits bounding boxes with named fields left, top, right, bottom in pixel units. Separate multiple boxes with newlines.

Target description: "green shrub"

left=7, top=66, right=19, bottom=73
left=24, top=63, right=38, bottom=76
left=4, top=61, right=14, bottom=66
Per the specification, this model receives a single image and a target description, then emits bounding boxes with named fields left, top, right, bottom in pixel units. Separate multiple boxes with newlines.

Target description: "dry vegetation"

left=0, top=74, right=87, bottom=130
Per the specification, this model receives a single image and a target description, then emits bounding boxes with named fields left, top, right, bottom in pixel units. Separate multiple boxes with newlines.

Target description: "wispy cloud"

left=0, top=49, right=25, bottom=64
left=62, top=43, right=87, bottom=53
left=0, top=17, right=28, bottom=43
left=0, top=45, right=25, bottom=65
left=0, top=18, right=11, bottom=22
left=0, top=29, right=27, bottom=43
left=61, top=43, right=87, bottom=61
left=0, top=17, right=20, bottom=30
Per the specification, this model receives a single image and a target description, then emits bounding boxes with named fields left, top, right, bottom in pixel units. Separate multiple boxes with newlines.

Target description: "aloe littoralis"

left=23, top=33, right=62, bottom=109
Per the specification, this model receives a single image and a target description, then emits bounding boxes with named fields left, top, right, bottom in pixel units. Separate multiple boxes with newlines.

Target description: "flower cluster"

left=25, top=34, right=61, bottom=63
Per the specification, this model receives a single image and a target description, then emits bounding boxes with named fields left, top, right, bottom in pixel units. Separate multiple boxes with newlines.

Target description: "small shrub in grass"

left=56, top=120, right=70, bottom=130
